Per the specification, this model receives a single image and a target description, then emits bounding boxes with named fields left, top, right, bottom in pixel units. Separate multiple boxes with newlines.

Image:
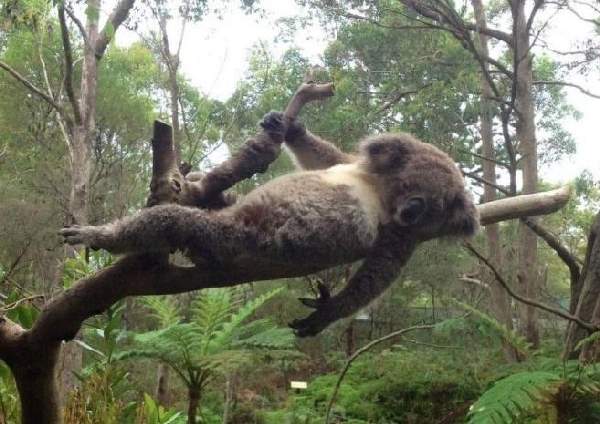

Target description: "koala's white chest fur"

left=320, top=163, right=387, bottom=230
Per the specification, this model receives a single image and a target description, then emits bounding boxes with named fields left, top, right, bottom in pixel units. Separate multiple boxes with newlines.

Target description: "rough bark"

left=478, top=186, right=571, bottom=226
left=472, top=0, right=516, bottom=362
left=155, top=363, right=171, bottom=406
left=513, top=1, right=540, bottom=348
left=564, top=212, right=600, bottom=359
left=187, top=387, right=200, bottom=424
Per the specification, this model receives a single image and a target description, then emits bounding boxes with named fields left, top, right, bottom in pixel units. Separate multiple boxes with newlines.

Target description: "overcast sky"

left=116, top=0, right=600, bottom=184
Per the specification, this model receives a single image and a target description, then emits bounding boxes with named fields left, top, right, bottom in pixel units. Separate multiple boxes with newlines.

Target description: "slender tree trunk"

left=168, top=65, right=181, bottom=163
left=472, top=0, right=517, bottom=362
left=345, top=320, right=355, bottom=356
left=222, top=376, right=232, bottom=424
left=187, top=386, right=201, bottom=424
left=59, top=0, right=101, bottom=395
left=155, top=363, right=171, bottom=406
left=564, top=212, right=600, bottom=359
left=513, top=2, right=540, bottom=348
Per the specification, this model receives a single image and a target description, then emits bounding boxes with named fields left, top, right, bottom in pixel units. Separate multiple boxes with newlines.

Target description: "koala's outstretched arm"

left=284, top=121, right=356, bottom=170
left=290, top=231, right=416, bottom=337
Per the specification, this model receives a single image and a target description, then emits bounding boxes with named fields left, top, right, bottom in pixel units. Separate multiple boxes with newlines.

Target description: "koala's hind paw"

left=59, top=225, right=102, bottom=249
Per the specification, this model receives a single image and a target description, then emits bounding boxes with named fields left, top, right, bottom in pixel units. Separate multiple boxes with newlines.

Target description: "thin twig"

left=1, top=295, right=44, bottom=312
left=325, top=324, right=435, bottom=424
left=464, top=242, right=596, bottom=332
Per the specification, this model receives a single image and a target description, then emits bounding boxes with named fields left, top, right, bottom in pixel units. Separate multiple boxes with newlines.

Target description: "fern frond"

left=467, top=371, right=563, bottom=424
left=140, top=296, right=181, bottom=327
left=208, top=288, right=283, bottom=352
left=575, top=331, right=600, bottom=353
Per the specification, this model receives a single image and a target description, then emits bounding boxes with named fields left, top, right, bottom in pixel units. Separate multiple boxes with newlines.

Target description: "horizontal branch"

left=533, top=80, right=600, bottom=99
left=477, top=186, right=571, bottom=226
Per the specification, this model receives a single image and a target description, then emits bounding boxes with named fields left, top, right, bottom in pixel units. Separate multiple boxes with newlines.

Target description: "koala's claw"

left=260, top=111, right=287, bottom=135
left=59, top=225, right=99, bottom=248
left=289, top=313, right=329, bottom=337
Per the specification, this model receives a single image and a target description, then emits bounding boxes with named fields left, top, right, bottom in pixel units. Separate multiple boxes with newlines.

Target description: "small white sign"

left=290, top=381, right=308, bottom=389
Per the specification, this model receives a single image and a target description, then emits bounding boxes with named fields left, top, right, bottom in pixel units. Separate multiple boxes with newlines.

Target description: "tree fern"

left=467, top=371, right=562, bottom=424
left=140, top=296, right=181, bottom=327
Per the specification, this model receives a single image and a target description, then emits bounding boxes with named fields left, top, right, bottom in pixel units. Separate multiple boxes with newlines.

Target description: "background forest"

left=1, top=0, right=600, bottom=423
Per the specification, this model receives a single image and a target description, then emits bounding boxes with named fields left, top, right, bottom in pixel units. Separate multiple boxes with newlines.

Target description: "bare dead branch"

left=477, top=186, right=571, bottom=226
left=533, top=80, right=600, bottom=99
left=284, top=82, right=335, bottom=119
left=464, top=243, right=597, bottom=332
left=0, top=61, right=63, bottom=114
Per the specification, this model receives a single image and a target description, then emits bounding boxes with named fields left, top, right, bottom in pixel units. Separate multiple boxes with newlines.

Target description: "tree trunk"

left=187, top=386, right=201, bottom=424
left=472, top=0, right=517, bottom=362
left=513, top=2, right=540, bottom=348
left=345, top=320, right=355, bottom=356
left=155, top=363, right=171, bottom=406
left=563, top=211, right=600, bottom=359
left=58, top=0, right=100, bottom=396
left=222, top=376, right=232, bottom=424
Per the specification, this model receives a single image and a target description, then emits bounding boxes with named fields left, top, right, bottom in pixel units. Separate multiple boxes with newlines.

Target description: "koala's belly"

left=234, top=174, right=379, bottom=265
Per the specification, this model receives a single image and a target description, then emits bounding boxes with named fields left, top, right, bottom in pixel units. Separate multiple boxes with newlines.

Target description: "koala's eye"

left=400, top=197, right=426, bottom=225
left=368, top=143, right=385, bottom=155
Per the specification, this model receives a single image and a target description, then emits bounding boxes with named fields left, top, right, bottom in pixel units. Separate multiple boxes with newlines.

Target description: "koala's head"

left=359, top=133, right=479, bottom=241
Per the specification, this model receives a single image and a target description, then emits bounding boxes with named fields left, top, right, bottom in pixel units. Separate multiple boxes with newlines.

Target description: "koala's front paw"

left=260, top=111, right=287, bottom=135
left=290, top=284, right=334, bottom=337
left=59, top=225, right=103, bottom=249
left=289, top=309, right=331, bottom=337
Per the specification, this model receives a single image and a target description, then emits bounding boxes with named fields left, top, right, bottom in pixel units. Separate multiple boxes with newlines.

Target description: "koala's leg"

left=60, top=205, right=236, bottom=255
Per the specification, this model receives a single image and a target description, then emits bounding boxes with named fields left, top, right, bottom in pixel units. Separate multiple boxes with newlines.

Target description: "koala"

left=61, top=112, right=478, bottom=336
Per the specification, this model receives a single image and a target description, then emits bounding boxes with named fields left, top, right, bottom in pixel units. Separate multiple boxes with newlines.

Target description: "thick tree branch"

left=477, top=186, right=571, bottom=226
left=521, top=217, right=581, bottom=287
left=95, top=0, right=136, bottom=59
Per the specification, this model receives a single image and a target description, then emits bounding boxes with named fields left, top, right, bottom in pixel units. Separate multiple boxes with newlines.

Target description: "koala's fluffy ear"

left=360, top=136, right=410, bottom=173
left=446, top=193, right=479, bottom=237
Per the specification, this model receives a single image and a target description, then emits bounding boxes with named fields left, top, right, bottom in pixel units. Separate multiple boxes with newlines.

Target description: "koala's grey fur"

left=61, top=113, right=478, bottom=336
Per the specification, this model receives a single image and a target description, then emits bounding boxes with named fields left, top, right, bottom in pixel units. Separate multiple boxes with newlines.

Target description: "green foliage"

left=468, top=361, right=600, bottom=424
left=62, top=250, right=113, bottom=289
left=138, top=393, right=185, bottom=424
left=467, top=371, right=562, bottom=423
left=0, top=362, right=19, bottom=422
left=451, top=300, right=532, bottom=357
left=140, top=296, right=181, bottom=328
left=119, top=289, right=295, bottom=383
